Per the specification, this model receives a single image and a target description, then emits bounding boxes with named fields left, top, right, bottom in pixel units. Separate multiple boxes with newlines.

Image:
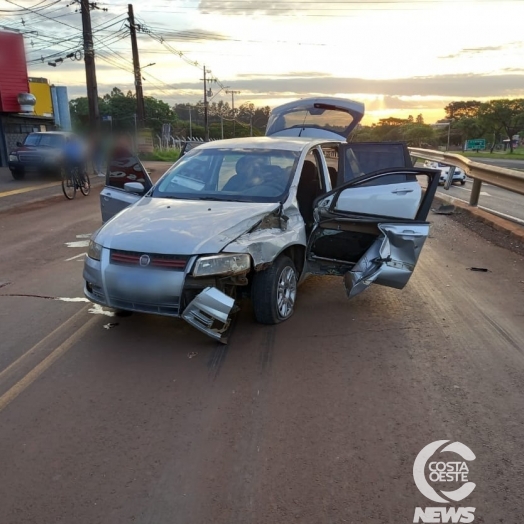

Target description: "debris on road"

left=103, top=323, right=119, bottom=330
left=467, top=267, right=491, bottom=272
left=88, top=304, right=115, bottom=317
left=432, top=204, right=456, bottom=215
left=187, top=352, right=198, bottom=359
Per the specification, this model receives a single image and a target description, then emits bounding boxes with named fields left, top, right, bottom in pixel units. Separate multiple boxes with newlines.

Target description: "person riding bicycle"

left=63, top=135, right=87, bottom=180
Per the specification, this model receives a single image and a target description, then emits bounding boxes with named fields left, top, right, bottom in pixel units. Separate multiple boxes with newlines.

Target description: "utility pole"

left=203, top=67, right=209, bottom=141
left=220, top=115, right=224, bottom=140
left=128, top=4, right=145, bottom=129
left=226, top=89, right=240, bottom=137
left=80, top=0, right=100, bottom=131
left=201, top=66, right=216, bottom=141
left=188, top=105, right=192, bottom=139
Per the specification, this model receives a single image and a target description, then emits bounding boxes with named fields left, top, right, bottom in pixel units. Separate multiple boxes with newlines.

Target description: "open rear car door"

left=306, top=166, right=439, bottom=298
left=100, top=148, right=153, bottom=222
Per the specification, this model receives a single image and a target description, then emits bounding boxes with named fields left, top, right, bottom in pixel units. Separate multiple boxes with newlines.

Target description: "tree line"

left=69, top=90, right=524, bottom=153
left=69, top=87, right=271, bottom=139
left=352, top=99, right=524, bottom=153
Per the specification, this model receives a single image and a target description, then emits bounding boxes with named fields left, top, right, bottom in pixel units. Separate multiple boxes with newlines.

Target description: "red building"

left=0, top=32, right=29, bottom=112
left=0, top=30, right=56, bottom=167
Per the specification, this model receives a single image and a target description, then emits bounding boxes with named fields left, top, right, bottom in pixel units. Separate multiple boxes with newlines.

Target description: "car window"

left=266, top=105, right=355, bottom=137
left=23, top=134, right=64, bottom=148
left=39, top=134, right=65, bottom=148
left=338, top=142, right=413, bottom=186
left=154, top=148, right=300, bottom=203
left=23, top=134, right=40, bottom=146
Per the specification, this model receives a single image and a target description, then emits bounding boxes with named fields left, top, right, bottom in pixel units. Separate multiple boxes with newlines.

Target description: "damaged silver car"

left=83, top=98, right=439, bottom=341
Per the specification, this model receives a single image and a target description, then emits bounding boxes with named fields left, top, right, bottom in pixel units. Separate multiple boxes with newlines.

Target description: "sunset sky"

left=0, top=0, right=522, bottom=123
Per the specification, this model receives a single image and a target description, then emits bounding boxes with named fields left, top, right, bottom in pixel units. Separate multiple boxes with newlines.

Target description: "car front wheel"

left=252, top=255, right=298, bottom=325
left=11, top=169, right=24, bottom=180
left=460, top=180, right=466, bottom=185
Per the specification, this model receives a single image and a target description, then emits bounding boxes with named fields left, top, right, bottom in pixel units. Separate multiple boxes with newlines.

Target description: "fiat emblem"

left=139, top=254, right=150, bottom=267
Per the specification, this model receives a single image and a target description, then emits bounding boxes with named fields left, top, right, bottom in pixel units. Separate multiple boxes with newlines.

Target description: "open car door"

left=265, top=97, right=365, bottom=141
left=306, top=167, right=439, bottom=298
left=100, top=147, right=153, bottom=222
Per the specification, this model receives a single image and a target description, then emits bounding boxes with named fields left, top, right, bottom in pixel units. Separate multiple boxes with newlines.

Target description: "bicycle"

left=62, top=164, right=91, bottom=200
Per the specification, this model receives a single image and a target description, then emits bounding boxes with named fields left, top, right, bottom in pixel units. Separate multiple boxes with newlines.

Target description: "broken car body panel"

left=182, top=287, right=235, bottom=343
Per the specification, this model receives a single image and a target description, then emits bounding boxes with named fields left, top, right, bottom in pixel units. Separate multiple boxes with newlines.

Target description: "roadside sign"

left=465, top=139, right=485, bottom=151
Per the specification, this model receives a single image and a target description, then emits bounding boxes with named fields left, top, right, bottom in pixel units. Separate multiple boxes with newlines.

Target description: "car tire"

left=252, top=255, right=298, bottom=325
left=11, top=169, right=24, bottom=180
left=460, top=180, right=466, bottom=185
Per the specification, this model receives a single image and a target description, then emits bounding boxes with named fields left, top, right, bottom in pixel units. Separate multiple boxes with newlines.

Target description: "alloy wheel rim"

left=277, top=266, right=297, bottom=318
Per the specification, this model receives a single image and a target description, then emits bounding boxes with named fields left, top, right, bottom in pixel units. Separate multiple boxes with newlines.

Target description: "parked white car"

left=423, top=161, right=466, bottom=185
left=84, top=98, right=439, bottom=342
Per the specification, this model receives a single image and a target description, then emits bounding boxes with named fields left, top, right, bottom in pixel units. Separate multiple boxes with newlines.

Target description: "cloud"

left=60, top=73, right=524, bottom=113
left=198, top=1, right=309, bottom=15
left=237, top=71, right=333, bottom=79
left=164, top=73, right=524, bottom=99
left=440, top=41, right=520, bottom=59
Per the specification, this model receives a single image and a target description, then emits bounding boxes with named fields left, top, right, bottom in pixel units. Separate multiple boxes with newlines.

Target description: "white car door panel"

left=335, top=180, right=422, bottom=220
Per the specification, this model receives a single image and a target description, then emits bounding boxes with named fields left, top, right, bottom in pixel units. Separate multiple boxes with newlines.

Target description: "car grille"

left=108, top=297, right=180, bottom=316
left=110, top=250, right=190, bottom=271
left=18, top=153, right=43, bottom=163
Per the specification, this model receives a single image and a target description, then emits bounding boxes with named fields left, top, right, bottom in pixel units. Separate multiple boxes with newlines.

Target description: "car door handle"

left=391, top=188, right=414, bottom=194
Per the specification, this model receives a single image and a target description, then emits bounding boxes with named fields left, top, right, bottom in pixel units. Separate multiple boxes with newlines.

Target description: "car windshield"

left=23, top=134, right=65, bottom=148
left=152, top=148, right=300, bottom=203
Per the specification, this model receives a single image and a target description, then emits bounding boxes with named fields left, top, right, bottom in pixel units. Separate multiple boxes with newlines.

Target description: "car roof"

left=193, top=136, right=342, bottom=152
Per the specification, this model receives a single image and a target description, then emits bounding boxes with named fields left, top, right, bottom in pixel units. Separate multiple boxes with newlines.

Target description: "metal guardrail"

left=409, top=147, right=524, bottom=206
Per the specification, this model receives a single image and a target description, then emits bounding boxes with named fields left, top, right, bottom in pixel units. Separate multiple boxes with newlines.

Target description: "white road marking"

left=55, top=297, right=90, bottom=303
left=88, top=304, right=115, bottom=317
left=451, top=186, right=491, bottom=196
left=65, top=240, right=90, bottom=248
left=65, top=252, right=87, bottom=262
left=76, top=234, right=92, bottom=239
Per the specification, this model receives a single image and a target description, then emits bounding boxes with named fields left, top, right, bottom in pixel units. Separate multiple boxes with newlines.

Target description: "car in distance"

left=8, top=131, right=74, bottom=180
left=423, top=160, right=466, bottom=185
left=84, top=97, right=439, bottom=342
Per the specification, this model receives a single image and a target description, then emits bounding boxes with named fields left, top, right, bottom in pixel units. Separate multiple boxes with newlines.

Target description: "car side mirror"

left=16, top=141, right=22, bottom=147
left=124, top=182, right=145, bottom=194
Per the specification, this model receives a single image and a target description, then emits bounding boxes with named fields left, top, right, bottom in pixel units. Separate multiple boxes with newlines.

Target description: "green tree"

left=444, top=100, right=482, bottom=120
left=402, top=124, right=435, bottom=147
left=477, top=99, right=524, bottom=153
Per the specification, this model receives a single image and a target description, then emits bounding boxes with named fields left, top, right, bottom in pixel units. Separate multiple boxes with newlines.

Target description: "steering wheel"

left=242, top=184, right=282, bottom=197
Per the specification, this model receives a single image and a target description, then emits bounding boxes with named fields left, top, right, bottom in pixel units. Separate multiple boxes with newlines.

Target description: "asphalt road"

left=0, top=161, right=172, bottom=214
left=437, top=179, right=524, bottom=224
left=467, top=156, right=524, bottom=170
left=0, top=183, right=524, bottom=523
left=413, top=160, right=524, bottom=225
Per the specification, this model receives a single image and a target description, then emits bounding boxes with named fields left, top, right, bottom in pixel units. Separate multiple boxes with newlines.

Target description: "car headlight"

left=9, top=154, right=17, bottom=162
left=87, top=240, right=103, bottom=261
left=193, top=254, right=250, bottom=277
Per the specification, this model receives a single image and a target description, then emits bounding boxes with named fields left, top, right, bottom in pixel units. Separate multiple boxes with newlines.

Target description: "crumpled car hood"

left=96, top=197, right=278, bottom=255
